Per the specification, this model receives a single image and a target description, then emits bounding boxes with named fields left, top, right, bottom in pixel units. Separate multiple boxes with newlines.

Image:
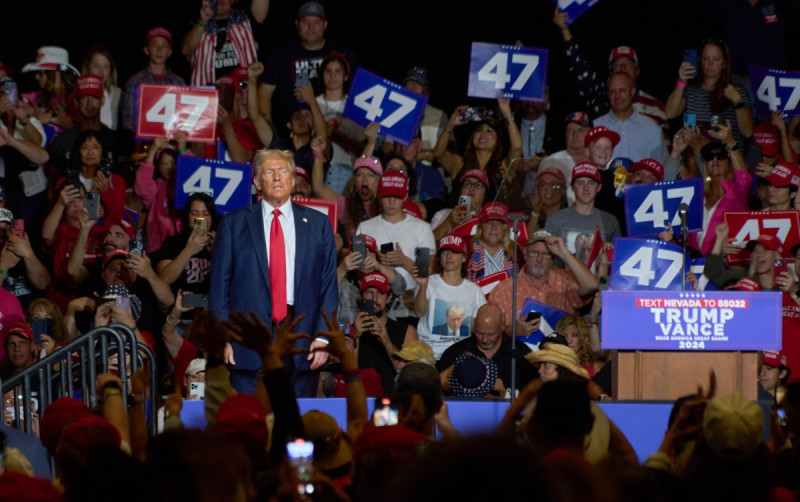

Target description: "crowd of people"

left=1, top=0, right=800, bottom=499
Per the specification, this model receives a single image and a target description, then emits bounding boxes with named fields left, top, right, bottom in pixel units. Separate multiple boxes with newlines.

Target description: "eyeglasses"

left=238, top=80, right=248, bottom=90
left=525, top=250, right=552, bottom=259
left=462, top=181, right=486, bottom=190
left=540, top=184, right=563, bottom=190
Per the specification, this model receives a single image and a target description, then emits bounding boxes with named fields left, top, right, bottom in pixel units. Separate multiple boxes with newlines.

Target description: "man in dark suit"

left=432, top=304, right=470, bottom=337
left=210, top=149, right=338, bottom=396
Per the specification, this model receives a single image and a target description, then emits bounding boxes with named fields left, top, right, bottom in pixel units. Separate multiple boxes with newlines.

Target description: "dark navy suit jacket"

left=210, top=201, right=338, bottom=371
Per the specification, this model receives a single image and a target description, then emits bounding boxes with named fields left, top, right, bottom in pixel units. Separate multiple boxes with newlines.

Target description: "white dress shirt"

left=261, top=198, right=296, bottom=305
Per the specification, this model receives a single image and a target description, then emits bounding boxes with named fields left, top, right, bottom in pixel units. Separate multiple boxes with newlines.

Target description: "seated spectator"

left=430, top=169, right=488, bottom=241
left=545, top=163, right=621, bottom=254
left=556, top=314, right=606, bottom=379
left=47, top=74, right=118, bottom=173
left=685, top=128, right=750, bottom=256
left=433, top=96, right=524, bottom=211
left=156, top=192, right=217, bottom=296
left=527, top=167, right=568, bottom=233
left=553, top=10, right=666, bottom=126
left=134, top=134, right=185, bottom=255
left=391, top=339, right=435, bottom=372
left=315, top=52, right=364, bottom=194
left=448, top=352, right=504, bottom=398
left=490, top=230, right=597, bottom=337
left=466, top=202, right=516, bottom=281
left=81, top=45, right=122, bottom=131
left=759, top=350, right=789, bottom=403
left=415, top=234, right=486, bottom=360
left=0, top=321, right=37, bottom=380
left=353, top=271, right=417, bottom=393
left=25, top=297, right=68, bottom=358
left=438, top=304, right=537, bottom=395
left=0, top=208, right=51, bottom=311
left=526, top=340, right=590, bottom=383
left=356, top=171, right=435, bottom=319
left=312, top=151, right=380, bottom=242
left=666, top=39, right=753, bottom=152
left=21, top=46, right=80, bottom=133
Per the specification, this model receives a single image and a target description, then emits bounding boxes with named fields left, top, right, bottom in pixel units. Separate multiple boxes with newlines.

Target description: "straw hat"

left=525, top=343, right=589, bottom=379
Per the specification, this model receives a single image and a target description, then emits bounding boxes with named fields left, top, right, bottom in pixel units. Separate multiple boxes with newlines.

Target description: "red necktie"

left=270, top=209, right=287, bottom=322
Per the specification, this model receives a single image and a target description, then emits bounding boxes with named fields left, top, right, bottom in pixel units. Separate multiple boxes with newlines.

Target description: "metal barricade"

left=1, top=323, right=159, bottom=437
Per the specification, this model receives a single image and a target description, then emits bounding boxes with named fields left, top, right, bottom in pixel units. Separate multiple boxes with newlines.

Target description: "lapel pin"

left=302, top=217, right=308, bottom=223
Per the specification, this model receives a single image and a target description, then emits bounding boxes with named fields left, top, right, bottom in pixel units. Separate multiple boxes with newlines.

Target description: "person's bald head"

left=473, top=304, right=503, bottom=352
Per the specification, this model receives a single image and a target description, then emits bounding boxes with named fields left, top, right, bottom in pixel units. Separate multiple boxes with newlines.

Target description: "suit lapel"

left=292, top=202, right=309, bottom=294
left=246, top=203, right=271, bottom=293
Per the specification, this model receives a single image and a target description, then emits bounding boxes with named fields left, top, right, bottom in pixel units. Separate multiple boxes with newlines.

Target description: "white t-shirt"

left=316, top=95, right=364, bottom=166
left=356, top=214, right=436, bottom=292
left=417, top=274, right=486, bottom=360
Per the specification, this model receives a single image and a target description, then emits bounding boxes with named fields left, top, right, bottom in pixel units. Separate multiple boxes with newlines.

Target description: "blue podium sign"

left=176, top=155, right=253, bottom=214
left=601, top=290, right=782, bottom=351
left=343, top=68, right=428, bottom=146
left=624, top=178, right=703, bottom=237
left=610, top=238, right=688, bottom=291
left=748, top=64, right=800, bottom=119
left=468, top=43, right=548, bottom=102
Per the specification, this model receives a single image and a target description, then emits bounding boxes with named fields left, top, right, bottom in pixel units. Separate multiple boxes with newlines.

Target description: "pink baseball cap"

left=354, top=155, right=383, bottom=176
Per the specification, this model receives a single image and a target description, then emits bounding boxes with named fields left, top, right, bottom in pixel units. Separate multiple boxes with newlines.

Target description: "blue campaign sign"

left=601, top=290, right=782, bottom=351
left=553, top=0, right=603, bottom=26
left=175, top=155, right=253, bottom=214
left=748, top=64, right=800, bottom=119
left=690, top=257, right=718, bottom=292
left=610, top=238, right=688, bottom=292
left=342, top=68, right=428, bottom=146
left=518, top=298, right=569, bottom=349
left=467, top=43, right=548, bottom=102
left=624, top=178, right=703, bottom=237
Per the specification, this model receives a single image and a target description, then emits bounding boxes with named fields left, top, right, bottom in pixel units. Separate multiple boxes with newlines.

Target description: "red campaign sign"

left=475, top=270, right=510, bottom=297
left=136, top=84, right=218, bottom=143
left=723, top=210, right=800, bottom=263
left=292, top=196, right=338, bottom=234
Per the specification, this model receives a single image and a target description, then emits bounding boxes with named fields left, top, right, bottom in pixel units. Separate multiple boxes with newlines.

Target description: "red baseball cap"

left=378, top=172, right=408, bottom=198
left=725, top=278, right=762, bottom=292
left=460, top=169, right=489, bottom=188
left=763, top=350, right=787, bottom=368
left=294, top=166, right=310, bottom=183
left=231, top=67, right=249, bottom=88
left=584, top=126, right=620, bottom=148
left=608, top=45, right=638, bottom=65
left=216, top=394, right=268, bottom=444
left=745, top=234, right=782, bottom=252
left=103, top=248, right=130, bottom=269
left=572, top=162, right=601, bottom=183
left=402, top=198, right=423, bottom=219
left=438, top=233, right=466, bottom=254
left=753, top=123, right=779, bottom=157
left=108, top=219, right=136, bottom=241
left=479, top=201, right=508, bottom=222
left=765, top=161, right=800, bottom=188
left=537, top=167, right=566, bottom=184
left=631, top=158, right=665, bottom=181
left=7, top=321, right=33, bottom=342
left=146, top=26, right=173, bottom=46
left=76, top=74, right=103, bottom=99
left=360, top=271, right=389, bottom=293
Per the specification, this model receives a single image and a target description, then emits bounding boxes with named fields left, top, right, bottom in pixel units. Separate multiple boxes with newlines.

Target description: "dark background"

left=1, top=0, right=798, bottom=127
